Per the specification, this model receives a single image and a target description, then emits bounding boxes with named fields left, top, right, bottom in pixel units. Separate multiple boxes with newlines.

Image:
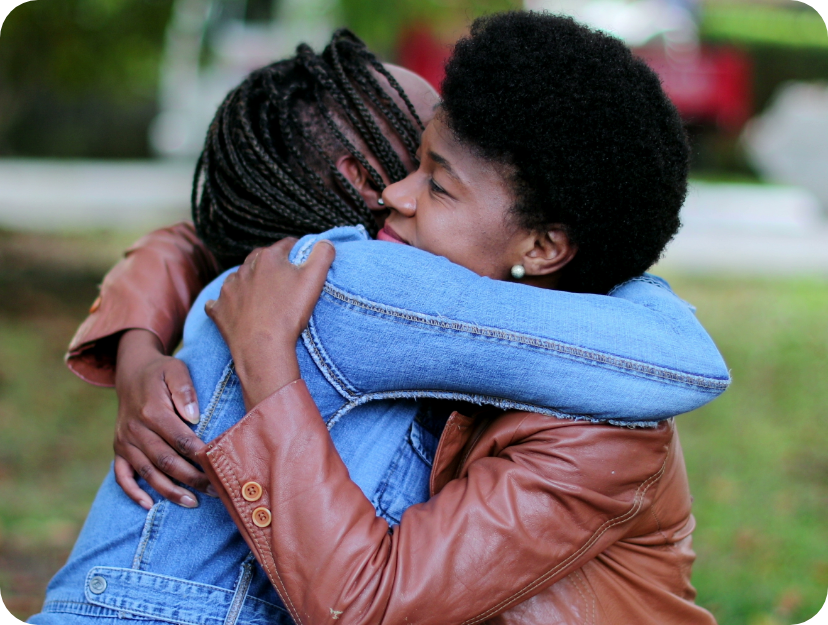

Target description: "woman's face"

left=378, top=117, right=527, bottom=280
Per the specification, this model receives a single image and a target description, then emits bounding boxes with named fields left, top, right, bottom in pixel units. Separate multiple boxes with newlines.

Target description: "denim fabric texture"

left=32, top=226, right=729, bottom=625
left=289, top=226, right=729, bottom=424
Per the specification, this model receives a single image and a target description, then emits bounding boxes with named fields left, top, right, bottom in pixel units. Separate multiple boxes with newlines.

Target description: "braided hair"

left=193, top=29, right=424, bottom=267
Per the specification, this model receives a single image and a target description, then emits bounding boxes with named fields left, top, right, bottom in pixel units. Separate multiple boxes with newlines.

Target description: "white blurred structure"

left=0, top=160, right=192, bottom=231
left=742, top=82, right=828, bottom=212
left=2, top=159, right=827, bottom=276
left=523, top=0, right=698, bottom=53
left=149, top=0, right=337, bottom=157
left=658, top=181, right=828, bottom=276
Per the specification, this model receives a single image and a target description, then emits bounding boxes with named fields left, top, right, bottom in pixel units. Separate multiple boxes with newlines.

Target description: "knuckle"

left=126, top=419, right=145, bottom=435
left=137, top=464, right=154, bottom=480
left=175, top=435, right=195, bottom=456
left=178, top=386, right=196, bottom=403
left=156, top=454, right=177, bottom=473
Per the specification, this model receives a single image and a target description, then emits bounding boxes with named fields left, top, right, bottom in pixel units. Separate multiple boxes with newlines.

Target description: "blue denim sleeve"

left=291, top=227, right=729, bottom=424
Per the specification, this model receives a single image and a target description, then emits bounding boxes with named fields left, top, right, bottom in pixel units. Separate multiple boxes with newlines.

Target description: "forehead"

left=379, top=64, right=440, bottom=127
left=422, top=117, right=517, bottom=207
left=424, top=118, right=510, bottom=181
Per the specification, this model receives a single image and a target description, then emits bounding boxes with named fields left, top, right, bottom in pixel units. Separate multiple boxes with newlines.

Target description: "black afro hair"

left=441, top=12, right=689, bottom=294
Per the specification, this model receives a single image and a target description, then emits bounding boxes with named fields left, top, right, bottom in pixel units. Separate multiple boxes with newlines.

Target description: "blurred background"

left=0, top=0, right=827, bottom=622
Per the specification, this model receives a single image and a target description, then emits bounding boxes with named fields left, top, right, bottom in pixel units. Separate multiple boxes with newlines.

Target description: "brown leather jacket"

left=198, top=379, right=717, bottom=625
left=66, top=224, right=717, bottom=624
left=66, top=222, right=220, bottom=386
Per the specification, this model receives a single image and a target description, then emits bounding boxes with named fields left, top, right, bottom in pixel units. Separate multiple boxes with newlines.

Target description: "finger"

left=140, top=422, right=210, bottom=492
left=307, top=239, right=336, bottom=265
left=243, top=247, right=264, bottom=270
left=272, top=236, right=298, bottom=251
left=163, top=359, right=200, bottom=425
left=124, top=436, right=201, bottom=507
left=303, top=240, right=336, bottom=285
left=263, top=237, right=298, bottom=263
left=114, top=455, right=154, bottom=510
left=244, top=247, right=264, bottom=264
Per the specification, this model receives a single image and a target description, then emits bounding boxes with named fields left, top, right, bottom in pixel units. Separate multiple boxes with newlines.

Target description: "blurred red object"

left=397, top=25, right=452, bottom=93
left=397, top=25, right=752, bottom=133
left=635, top=46, right=753, bottom=133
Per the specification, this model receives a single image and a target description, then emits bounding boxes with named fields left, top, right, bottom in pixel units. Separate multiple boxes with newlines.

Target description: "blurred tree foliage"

left=0, top=0, right=519, bottom=158
left=340, top=0, right=519, bottom=58
left=0, top=0, right=173, bottom=157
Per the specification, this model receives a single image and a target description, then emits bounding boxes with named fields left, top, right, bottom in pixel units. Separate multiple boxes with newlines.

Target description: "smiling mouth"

left=376, top=225, right=409, bottom=245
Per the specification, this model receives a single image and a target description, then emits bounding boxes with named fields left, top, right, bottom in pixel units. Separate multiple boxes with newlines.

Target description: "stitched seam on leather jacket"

left=321, top=284, right=728, bottom=392
left=208, top=445, right=306, bottom=625
left=571, top=570, right=596, bottom=625
left=462, top=452, right=670, bottom=625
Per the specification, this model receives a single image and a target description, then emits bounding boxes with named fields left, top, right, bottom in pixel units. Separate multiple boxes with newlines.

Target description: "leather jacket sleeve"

left=65, top=222, right=221, bottom=387
left=198, top=379, right=675, bottom=625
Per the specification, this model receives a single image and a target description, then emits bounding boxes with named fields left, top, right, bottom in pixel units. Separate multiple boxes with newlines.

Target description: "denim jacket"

left=32, top=226, right=728, bottom=625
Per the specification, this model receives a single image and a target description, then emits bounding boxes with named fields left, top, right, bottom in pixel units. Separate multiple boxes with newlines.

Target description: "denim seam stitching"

left=409, top=421, right=435, bottom=468
left=224, top=556, right=255, bottom=625
left=197, top=363, right=235, bottom=438
left=208, top=447, right=305, bottom=625
left=321, top=283, right=729, bottom=391
left=302, top=322, right=357, bottom=401
left=462, top=450, right=669, bottom=625
left=372, top=439, right=409, bottom=525
left=39, top=600, right=148, bottom=620
left=326, top=390, right=660, bottom=429
left=131, top=500, right=166, bottom=570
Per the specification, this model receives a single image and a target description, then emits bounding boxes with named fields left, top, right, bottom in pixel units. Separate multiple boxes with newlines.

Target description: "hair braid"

left=324, top=36, right=408, bottom=183
left=192, top=30, right=421, bottom=267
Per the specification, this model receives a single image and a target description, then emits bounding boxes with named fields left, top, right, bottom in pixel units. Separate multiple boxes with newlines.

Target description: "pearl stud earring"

left=377, top=198, right=385, bottom=206
left=510, top=264, right=526, bottom=279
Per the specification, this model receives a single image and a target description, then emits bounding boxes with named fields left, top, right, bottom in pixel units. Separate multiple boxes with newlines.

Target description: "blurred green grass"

left=665, top=274, right=828, bottom=625
left=0, top=232, right=826, bottom=623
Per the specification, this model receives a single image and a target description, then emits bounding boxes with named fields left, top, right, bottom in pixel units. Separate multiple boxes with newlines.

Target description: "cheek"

left=441, top=221, right=509, bottom=277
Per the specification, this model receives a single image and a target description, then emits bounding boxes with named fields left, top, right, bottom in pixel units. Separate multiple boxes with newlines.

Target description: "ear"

left=521, top=227, right=578, bottom=280
left=335, top=154, right=383, bottom=209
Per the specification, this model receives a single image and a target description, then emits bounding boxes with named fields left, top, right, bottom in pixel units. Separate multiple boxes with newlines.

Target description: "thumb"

left=302, top=241, right=336, bottom=286
left=164, top=359, right=200, bottom=425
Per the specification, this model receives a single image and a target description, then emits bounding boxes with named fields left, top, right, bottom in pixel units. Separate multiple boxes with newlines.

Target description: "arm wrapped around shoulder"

left=66, top=222, right=220, bottom=386
left=199, top=379, right=713, bottom=625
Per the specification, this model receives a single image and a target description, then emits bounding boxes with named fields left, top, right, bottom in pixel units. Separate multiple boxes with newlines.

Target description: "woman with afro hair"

left=194, top=11, right=722, bottom=625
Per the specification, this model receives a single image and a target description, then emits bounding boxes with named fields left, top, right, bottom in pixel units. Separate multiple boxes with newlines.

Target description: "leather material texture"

left=65, top=221, right=220, bottom=386
left=199, top=380, right=718, bottom=625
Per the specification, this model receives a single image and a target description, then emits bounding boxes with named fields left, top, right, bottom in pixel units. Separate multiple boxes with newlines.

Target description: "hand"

left=206, top=238, right=335, bottom=410
left=113, top=329, right=209, bottom=510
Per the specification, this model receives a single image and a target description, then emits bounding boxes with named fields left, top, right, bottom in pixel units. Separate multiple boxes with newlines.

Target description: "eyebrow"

left=427, top=149, right=463, bottom=184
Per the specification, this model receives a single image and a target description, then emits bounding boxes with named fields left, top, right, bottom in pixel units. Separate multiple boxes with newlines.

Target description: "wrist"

left=233, top=340, right=300, bottom=411
left=115, top=329, right=165, bottom=386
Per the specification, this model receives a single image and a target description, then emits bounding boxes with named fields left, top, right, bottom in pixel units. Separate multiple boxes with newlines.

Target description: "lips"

left=377, top=225, right=409, bottom=245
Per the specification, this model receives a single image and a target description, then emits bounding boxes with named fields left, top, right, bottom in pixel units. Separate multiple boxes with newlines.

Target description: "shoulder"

left=464, top=411, right=676, bottom=510
left=487, top=411, right=673, bottom=464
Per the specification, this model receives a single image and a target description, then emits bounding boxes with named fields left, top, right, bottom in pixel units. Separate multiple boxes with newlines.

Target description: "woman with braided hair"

left=192, top=30, right=425, bottom=264
left=41, top=19, right=726, bottom=625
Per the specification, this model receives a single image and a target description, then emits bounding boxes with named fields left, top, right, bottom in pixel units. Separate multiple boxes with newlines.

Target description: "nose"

left=382, top=173, right=417, bottom=218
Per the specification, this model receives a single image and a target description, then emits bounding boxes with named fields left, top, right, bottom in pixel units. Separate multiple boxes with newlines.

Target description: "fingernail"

left=184, top=402, right=200, bottom=424
left=141, top=499, right=153, bottom=511
left=206, top=484, right=219, bottom=498
left=180, top=494, right=198, bottom=508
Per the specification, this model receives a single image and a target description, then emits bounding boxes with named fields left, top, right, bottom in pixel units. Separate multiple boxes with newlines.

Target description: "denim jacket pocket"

left=372, top=418, right=440, bottom=525
left=83, top=565, right=290, bottom=625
